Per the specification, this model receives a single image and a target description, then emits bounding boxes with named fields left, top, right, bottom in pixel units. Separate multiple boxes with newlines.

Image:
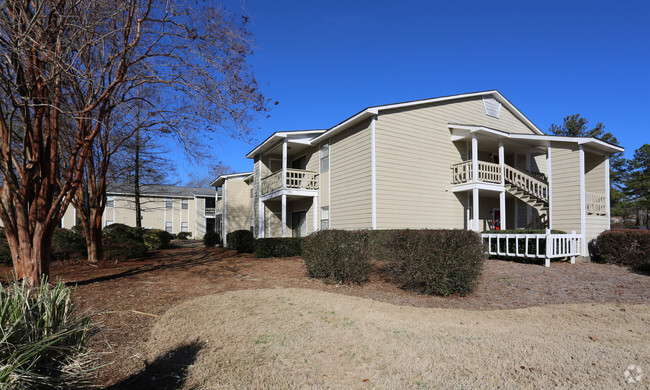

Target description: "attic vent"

left=483, top=96, right=501, bottom=118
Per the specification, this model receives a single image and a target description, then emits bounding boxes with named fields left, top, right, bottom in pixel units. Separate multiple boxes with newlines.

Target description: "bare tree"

left=0, top=0, right=269, bottom=285
left=185, top=161, right=234, bottom=187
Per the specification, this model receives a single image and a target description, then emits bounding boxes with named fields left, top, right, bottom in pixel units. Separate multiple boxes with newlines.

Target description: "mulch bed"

left=0, top=245, right=647, bottom=388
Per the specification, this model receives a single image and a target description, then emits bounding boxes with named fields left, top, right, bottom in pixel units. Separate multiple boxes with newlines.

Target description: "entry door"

left=291, top=211, right=307, bottom=237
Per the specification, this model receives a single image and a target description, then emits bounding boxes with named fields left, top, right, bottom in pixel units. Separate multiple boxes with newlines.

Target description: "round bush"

left=303, top=230, right=372, bottom=285
left=595, top=229, right=650, bottom=273
left=226, top=230, right=255, bottom=253
left=203, top=231, right=220, bottom=247
left=143, top=229, right=172, bottom=250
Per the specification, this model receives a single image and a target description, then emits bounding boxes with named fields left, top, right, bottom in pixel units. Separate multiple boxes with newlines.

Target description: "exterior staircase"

left=503, top=164, right=549, bottom=228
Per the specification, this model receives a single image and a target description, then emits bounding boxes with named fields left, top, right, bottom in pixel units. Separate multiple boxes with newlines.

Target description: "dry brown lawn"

left=144, top=288, right=649, bottom=390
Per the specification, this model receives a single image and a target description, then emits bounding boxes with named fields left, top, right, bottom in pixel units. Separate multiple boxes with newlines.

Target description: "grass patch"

left=145, top=288, right=649, bottom=389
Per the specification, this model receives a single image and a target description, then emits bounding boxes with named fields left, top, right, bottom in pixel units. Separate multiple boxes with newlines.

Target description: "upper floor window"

left=106, top=196, right=114, bottom=208
left=320, top=142, right=329, bottom=173
left=165, top=198, right=173, bottom=209
left=181, top=198, right=188, bottom=210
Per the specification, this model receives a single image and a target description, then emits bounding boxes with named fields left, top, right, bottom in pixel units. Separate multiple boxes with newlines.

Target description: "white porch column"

left=579, top=145, right=586, bottom=255
left=526, top=151, right=532, bottom=226
left=281, top=193, right=287, bottom=238
left=605, top=156, right=611, bottom=230
left=546, top=143, right=553, bottom=229
left=313, top=196, right=318, bottom=233
left=472, top=135, right=478, bottom=182
left=473, top=188, right=479, bottom=232
left=498, top=140, right=505, bottom=230
left=258, top=159, right=264, bottom=238
left=282, top=139, right=288, bottom=190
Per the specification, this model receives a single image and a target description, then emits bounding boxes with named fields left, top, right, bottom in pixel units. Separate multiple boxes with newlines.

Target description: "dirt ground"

left=0, top=241, right=648, bottom=388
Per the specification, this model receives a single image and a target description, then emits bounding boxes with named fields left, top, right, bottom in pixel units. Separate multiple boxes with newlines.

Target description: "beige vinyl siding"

left=374, top=96, right=536, bottom=229
left=533, top=153, right=547, bottom=175
left=330, top=119, right=372, bottom=229
left=195, top=197, right=206, bottom=238
left=586, top=215, right=609, bottom=245
left=549, top=145, right=581, bottom=233
left=584, top=152, right=607, bottom=193
left=225, top=179, right=252, bottom=233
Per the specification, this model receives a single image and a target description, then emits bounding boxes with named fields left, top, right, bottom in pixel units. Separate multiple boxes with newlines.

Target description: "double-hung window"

left=320, top=142, right=329, bottom=173
left=320, top=206, right=329, bottom=230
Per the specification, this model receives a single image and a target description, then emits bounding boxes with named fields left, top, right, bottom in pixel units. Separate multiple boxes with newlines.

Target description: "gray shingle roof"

left=107, top=183, right=215, bottom=198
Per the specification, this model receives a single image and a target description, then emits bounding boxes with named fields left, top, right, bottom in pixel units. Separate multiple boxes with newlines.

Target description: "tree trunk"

left=134, top=126, right=142, bottom=228
left=9, top=225, right=53, bottom=287
left=88, top=210, right=104, bottom=263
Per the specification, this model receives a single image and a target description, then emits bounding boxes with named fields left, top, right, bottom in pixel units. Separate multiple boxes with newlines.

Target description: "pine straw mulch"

left=0, top=242, right=647, bottom=388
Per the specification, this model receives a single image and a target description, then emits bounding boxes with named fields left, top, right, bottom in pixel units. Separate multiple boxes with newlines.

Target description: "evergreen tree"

left=624, top=144, right=650, bottom=227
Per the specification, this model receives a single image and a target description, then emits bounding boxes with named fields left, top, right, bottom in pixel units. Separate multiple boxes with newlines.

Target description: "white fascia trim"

left=375, top=90, right=543, bottom=135
left=245, top=130, right=326, bottom=159
left=448, top=124, right=624, bottom=154
left=261, top=188, right=318, bottom=202
left=311, top=109, right=377, bottom=144
left=451, top=182, right=504, bottom=193
left=209, top=172, right=254, bottom=187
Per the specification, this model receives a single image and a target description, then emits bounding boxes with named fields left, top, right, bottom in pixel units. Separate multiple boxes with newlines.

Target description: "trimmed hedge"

left=227, top=230, right=255, bottom=253
left=177, top=232, right=192, bottom=240
left=103, top=223, right=147, bottom=261
left=254, top=238, right=304, bottom=258
left=51, top=228, right=87, bottom=261
left=384, top=229, right=485, bottom=296
left=595, top=229, right=650, bottom=273
left=203, top=231, right=220, bottom=247
left=303, top=230, right=372, bottom=285
left=143, top=229, right=172, bottom=250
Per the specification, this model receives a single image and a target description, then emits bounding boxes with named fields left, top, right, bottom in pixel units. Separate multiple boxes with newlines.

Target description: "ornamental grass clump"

left=0, top=278, right=95, bottom=389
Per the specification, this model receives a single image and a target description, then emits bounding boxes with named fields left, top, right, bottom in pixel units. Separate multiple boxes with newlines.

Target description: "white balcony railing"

left=482, top=230, right=583, bottom=267
left=205, top=207, right=216, bottom=216
left=451, top=160, right=502, bottom=184
left=261, top=169, right=318, bottom=195
left=586, top=192, right=607, bottom=215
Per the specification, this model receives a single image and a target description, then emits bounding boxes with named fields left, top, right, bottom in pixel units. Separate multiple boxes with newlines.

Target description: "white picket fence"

left=481, top=230, right=583, bottom=267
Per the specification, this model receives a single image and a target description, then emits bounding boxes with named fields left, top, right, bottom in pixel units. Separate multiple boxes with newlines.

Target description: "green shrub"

left=254, top=238, right=304, bottom=258
left=143, top=229, right=172, bottom=250
left=227, top=230, right=255, bottom=253
left=203, top=231, right=220, bottom=247
left=51, top=228, right=87, bottom=261
left=385, top=229, right=485, bottom=296
left=103, top=223, right=144, bottom=243
left=177, top=232, right=192, bottom=240
left=595, top=229, right=650, bottom=272
left=0, top=278, right=95, bottom=388
left=103, top=238, right=148, bottom=261
left=303, top=230, right=372, bottom=285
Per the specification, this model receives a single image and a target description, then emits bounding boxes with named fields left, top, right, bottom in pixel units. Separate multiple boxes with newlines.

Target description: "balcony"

left=205, top=207, right=216, bottom=216
left=261, top=169, right=318, bottom=195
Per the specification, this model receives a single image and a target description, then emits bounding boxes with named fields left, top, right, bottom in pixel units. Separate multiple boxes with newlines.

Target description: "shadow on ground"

left=108, top=341, right=204, bottom=390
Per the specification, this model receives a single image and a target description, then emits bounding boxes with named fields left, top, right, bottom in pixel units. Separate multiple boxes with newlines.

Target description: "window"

left=165, top=198, right=173, bottom=209
left=165, top=221, right=172, bottom=233
left=106, top=196, right=114, bottom=208
left=181, top=222, right=189, bottom=232
left=181, top=198, right=188, bottom=210
left=320, top=142, right=329, bottom=173
left=105, top=220, right=114, bottom=226
left=320, top=206, right=329, bottom=230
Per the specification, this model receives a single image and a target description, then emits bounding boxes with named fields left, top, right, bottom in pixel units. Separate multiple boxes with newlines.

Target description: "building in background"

left=61, top=184, right=217, bottom=239
left=210, top=172, right=254, bottom=243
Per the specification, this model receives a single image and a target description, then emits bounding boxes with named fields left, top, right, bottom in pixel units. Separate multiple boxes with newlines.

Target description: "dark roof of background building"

left=107, top=183, right=215, bottom=198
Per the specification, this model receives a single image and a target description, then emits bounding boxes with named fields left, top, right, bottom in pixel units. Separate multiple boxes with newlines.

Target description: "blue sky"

left=177, top=0, right=650, bottom=182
